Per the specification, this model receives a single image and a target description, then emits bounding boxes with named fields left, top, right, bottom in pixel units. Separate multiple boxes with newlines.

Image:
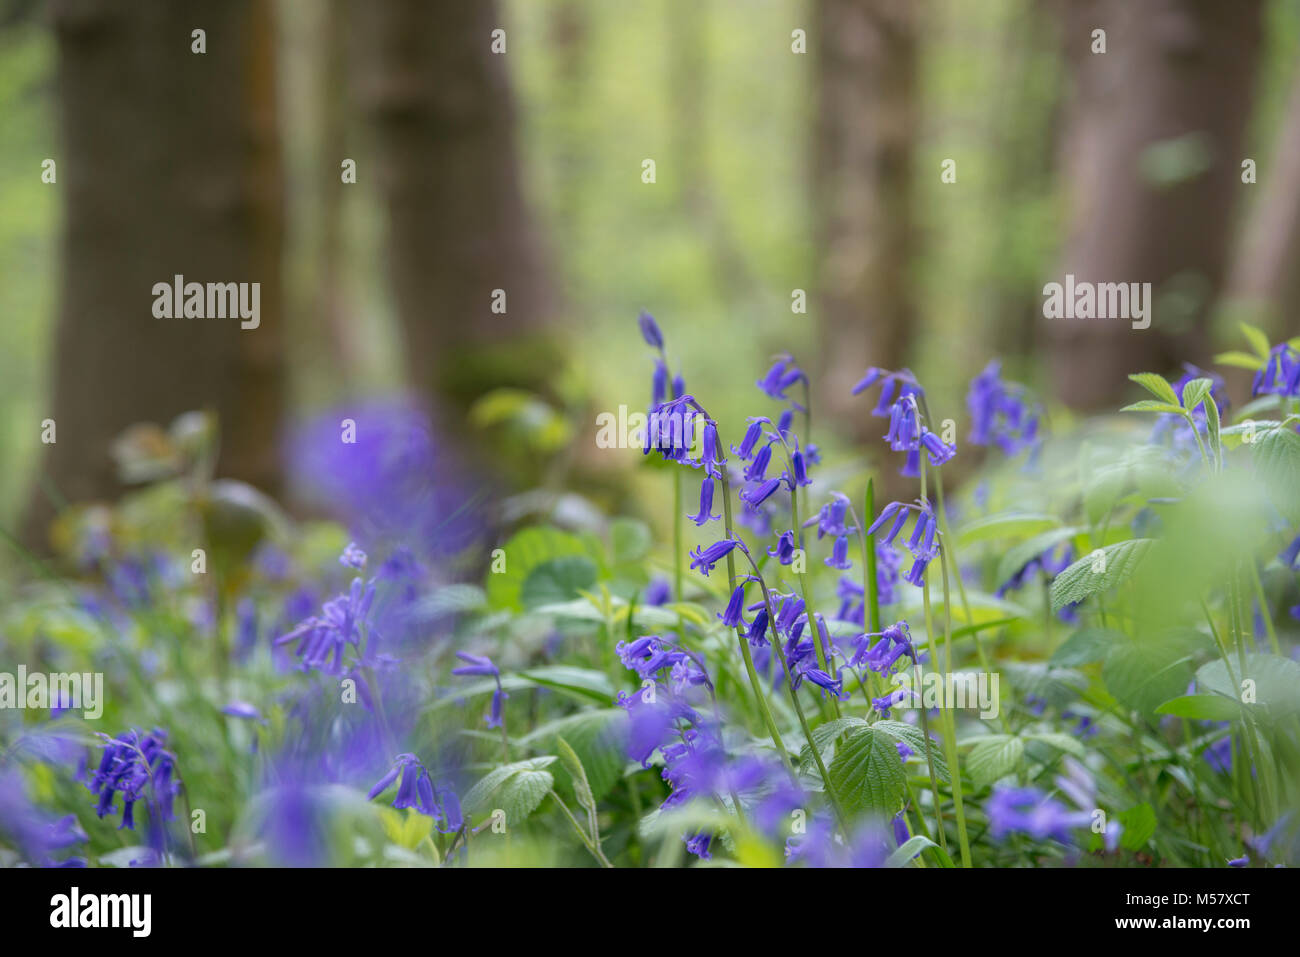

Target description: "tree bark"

left=1048, top=0, right=1264, bottom=410
left=27, top=0, right=285, bottom=545
left=813, top=0, right=919, bottom=432
left=352, top=0, right=555, bottom=424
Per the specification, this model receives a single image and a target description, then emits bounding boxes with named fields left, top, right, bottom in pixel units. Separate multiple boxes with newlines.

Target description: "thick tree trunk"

left=352, top=0, right=554, bottom=423
left=813, top=0, right=919, bottom=432
left=1048, top=0, right=1263, bottom=411
left=1224, top=67, right=1300, bottom=335
left=26, top=0, right=285, bottom=546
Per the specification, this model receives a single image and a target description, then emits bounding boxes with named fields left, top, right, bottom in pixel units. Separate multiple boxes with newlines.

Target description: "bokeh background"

left=2, top=0, right=1299, bottom=554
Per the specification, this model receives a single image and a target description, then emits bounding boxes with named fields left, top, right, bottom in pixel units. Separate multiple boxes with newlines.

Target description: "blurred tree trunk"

left=1224, top=66, right=1300, bottom=336
left=1047, top=0, right=1263, bottom=411
left=813, top=0, right=918, bottom=434
left=27, top=0, right=284, bottom=545
left=352, top=0, right=555, bottom=424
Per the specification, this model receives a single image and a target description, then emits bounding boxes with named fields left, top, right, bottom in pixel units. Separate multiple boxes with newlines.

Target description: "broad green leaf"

left=1155, top=694, right=1241, bottom=721
left=516, top=666, right=615, bottom=704
left=884, top=835, right=941, bottom=868
left=1239, top=322, right=1273, bottom=359
left=873, top=720, right=949, bottom=782
left=1214, top=350, right=1266, bottom=371
left=1128, top=372, right=1180, bottom=406
left=1103, top=640, right=1196, bottom=715
left=966, top=735, right=1024, bottom=788
left=1181, top=378, right=1213, bottom=417
left=520, top=556, right=598, bottom=608
left=611, top=518, right=652, bottom=565
left=1050, top=627, right=1123, bottom=667
left=957, top=511, right=1060, bottom=546
left=995, top=526, right=1083, bottom=588
left=486, top=526, right=604, bottom=611
left=1196, top=653, right=1300, bottom=721
left=1050, top=539, right=1153, bottom=612
left=1252, top=426, right=1300, bottom=523
left=463, top=756, right=557, bottom=826
left=828, top=726, right=908, bottom=814
left=1120, top=400, right=1186, bottom=415
left=519, top=708, right=626, bottom=799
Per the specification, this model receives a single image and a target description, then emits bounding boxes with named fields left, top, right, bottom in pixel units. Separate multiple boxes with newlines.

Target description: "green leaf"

left=1181, top=378, right=1213, bottom=417
left=994, top=527, right=1083, bottom=588
left=1022, top=732, right=1087, bottom=758
left=1239, top=322, right=1273, bottom=360
left=1128, top=372, right=1180, bottom=406
left=486, top=526, right=603, bottom=611
left=1120, top=400, right=1186, bottom=415
left=965, top=735, right=1025, bottom=788
left=1050, top=539, right=1153, bottom=612
left=827, top=726, right=908, bottom=814
left=884, top=835, right=942, bottom=868
left=463, top=757, right=557, bottom=827
left=1196, top=653, right=1300, bottom=721
left=1155, top=694, right=1242, bottom=721
left=1102, top=640, right=1196, bottom=716
left=873, top=720, right=949, bottom=782
left=515, top=666, right=615, bottom=705
left=611, top=518, right=652, bottom=565
left=1050, top=627, right=1123, bottom=667
left=957, top=511, right=1060, bottom=546
left=520, top=556, right=598, bottom=609
left=1252, top=426, right=1300, bottom=523
left=1119, top=803, right=1157, bottom=851
left=555, top=737, right=596, bottom=814
left=1214, top=350, right=1267, bottom=371
left=519, top=708, right=626, bottom=800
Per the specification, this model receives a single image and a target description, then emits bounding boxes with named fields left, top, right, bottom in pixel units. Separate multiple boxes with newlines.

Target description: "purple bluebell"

left=718, top=584, right=747, bottom=628
left=340, top=542, right=367, bottom=569
left=741, top=477, right=783, bottom=509
left=689, top=538, right=747, bottom=577
left=732, top=418, right=765, bottom=459
left=452, top=651, right=508, bottom=729
left=638, top=311, right=665, bottom=349
left=689, top=475, right=721, bottom=527
left=1253, top=343, right=1300, bottom=398
left=825, top=535, right=852, bottom=571
left=768, top=529, right=797, bottom=565
left=86, top=728, right=180, bottom=833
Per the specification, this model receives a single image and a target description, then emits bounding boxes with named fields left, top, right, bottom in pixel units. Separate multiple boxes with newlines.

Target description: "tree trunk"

left=813, top=0, right=919, bottom=433
left=27, top=0, right=285, bottom=545
left=1048, top=0, right=1264, bottom=411
left=352, top=0, right=555, bottom=424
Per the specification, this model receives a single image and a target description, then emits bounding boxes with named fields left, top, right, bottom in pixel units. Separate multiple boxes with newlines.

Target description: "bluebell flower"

left=643, top=578, right=672, bottom=606
left=825, top=535, right=852, bottom=571
left=985, top=786, right=1092, bottom=843
left=732, top=418, right=765, bottom=459
left=638, top=311, right=665, bottom=349
left=368, top=753, right=461, bottom=831
left=747, top=607, right=770, bottom=646
left=689, top=538, right=747, bottom=577
left=805, top=492, right=853, bottom=539
left=275, top=575, right=377, bottom=675
left=221, top=701, right=263, bottom=721
left=688, top=475, right=721, bottom=527
left=756, top=356, right=806, bottom=403
left=967, top=360, right=1043, bottom=458
left=652, top=359, right=668, bottom=406
left=741, top=477, right=783, bottom=508
left=718, top=584, right=747, bottom=628
left=340, top=542, right=367, bottom=569
left=768, top=529, right=797, bottom=565
left=86, top=728, right=179, bottom=833
left=745, top=442, right=773, bottom=481
left=1253, top=343, right=1300, bottom=398
left=452, top=652, right=508, bottom=729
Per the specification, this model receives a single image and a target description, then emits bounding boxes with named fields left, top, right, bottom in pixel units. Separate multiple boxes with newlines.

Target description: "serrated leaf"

left=1050, top=539, right=1153, bottom=612
left=1103, top=641, right=1196, bottom=716
left=966, top=735, right=1024, bottom=788
left=463, top=757, right=557, bottom=827
left=1181, top=378, right=1213, bottom=416
left=1021, top=732, right=1087, bottom=758
left=1252, top=426, right=1300, bottom=523
left=1129, top=372, right=1180, bottom=406
left=1050, top=627, right=1123, bottom=667
left=874, top=719, right=950, bottom=782
left=519, top=708, right=626, bottom=799
left=827, top=727, right=908, bottom=814
left=1120, top=400, right=1186, bottom=415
